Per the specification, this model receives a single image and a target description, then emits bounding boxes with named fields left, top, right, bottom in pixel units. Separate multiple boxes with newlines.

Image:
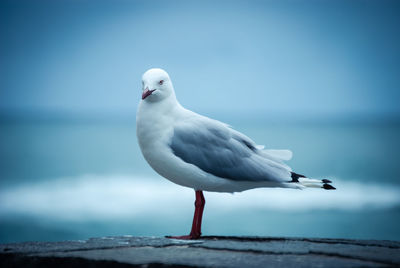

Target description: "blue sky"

left=1, top=0, right=399, bottom=119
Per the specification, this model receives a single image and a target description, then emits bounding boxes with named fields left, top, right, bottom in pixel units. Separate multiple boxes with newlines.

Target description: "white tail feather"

left=298, top=177, right=324, bottom=188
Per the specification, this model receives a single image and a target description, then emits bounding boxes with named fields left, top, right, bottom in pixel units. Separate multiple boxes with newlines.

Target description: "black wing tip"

left=290, top=172, right=306, bottom=183
left=322, top=183, right=336, bottom=190
left=322, top=179, right=332, bottom=184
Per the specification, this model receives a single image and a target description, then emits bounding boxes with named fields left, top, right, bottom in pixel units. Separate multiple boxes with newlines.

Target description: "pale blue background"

left=1, top=0, right=400, bottom=243
left=1, top=0, right=400, bottom=118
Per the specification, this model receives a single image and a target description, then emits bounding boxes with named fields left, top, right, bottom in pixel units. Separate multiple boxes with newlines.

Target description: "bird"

left=136, top=68, right=335, bottom=240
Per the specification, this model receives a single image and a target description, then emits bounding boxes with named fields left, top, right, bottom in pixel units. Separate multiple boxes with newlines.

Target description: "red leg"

left=167, top=190, right=205, bottom=240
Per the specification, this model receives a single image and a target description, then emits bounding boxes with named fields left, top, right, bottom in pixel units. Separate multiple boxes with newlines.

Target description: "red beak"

left=142, top=88, right=156, bottom=100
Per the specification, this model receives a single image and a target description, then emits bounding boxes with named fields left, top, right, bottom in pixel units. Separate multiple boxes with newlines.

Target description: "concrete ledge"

left=1, top=236, right=399, bottom=267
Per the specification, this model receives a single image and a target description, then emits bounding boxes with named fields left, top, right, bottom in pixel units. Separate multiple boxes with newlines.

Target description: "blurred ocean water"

left=0, top=116, right=399, bottom=243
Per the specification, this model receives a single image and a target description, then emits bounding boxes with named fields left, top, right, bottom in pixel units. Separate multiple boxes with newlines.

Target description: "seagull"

left=136, top=68, right=335, bottom=240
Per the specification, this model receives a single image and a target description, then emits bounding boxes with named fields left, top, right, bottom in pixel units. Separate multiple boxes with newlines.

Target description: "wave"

left=0, top=174, right=399, bottom=221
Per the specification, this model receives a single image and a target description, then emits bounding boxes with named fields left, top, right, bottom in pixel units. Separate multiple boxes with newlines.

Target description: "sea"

left=0, top=114, right=399, bottom=243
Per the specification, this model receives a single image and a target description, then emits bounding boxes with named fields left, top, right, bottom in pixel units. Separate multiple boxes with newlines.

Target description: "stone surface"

left=1, top=236, right=399, bottom=267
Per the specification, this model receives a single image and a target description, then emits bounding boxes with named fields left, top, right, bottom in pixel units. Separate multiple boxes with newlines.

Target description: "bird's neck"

left=150, top=93, right=182, bottom=113
left=137, top=92, right=185, bottom=126
left=137, top=93, right=184, bottom=150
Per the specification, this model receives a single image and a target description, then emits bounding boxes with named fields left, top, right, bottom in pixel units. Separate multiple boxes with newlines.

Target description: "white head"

left=141, top=68, right=175, bottom=102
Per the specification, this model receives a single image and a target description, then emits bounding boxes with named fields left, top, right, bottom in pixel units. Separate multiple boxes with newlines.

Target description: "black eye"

left=159, top=80, right=164, bottom=85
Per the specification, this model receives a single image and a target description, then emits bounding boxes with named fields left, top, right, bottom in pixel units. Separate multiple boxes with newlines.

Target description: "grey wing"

left=169, top=119, right=291, bottom=182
